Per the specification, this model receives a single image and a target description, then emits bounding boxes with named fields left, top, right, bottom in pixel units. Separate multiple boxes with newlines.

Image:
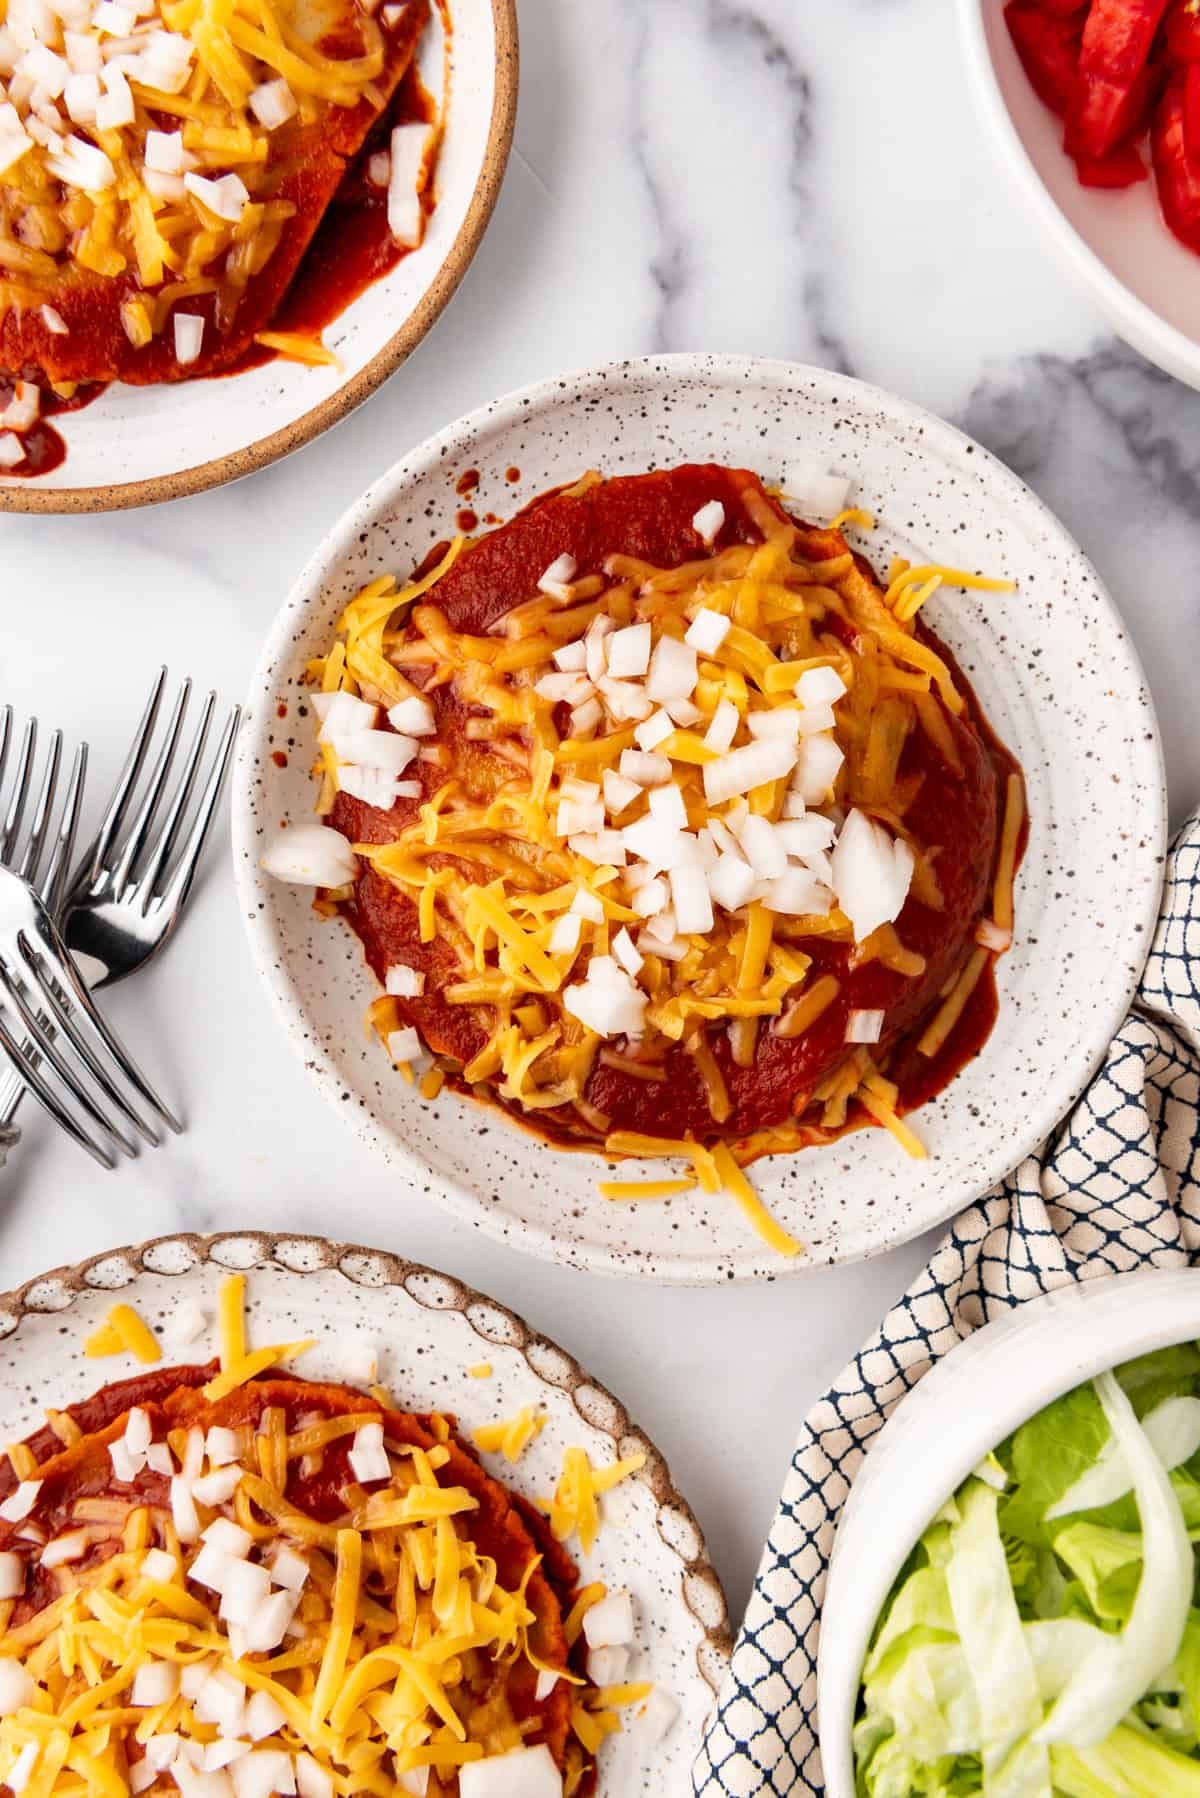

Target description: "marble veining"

left=0, top=0, right=1197, bottom=1657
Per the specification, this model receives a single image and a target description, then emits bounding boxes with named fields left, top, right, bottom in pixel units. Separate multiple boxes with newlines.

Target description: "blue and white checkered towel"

left=694, top=808, right=1200, bottom=1797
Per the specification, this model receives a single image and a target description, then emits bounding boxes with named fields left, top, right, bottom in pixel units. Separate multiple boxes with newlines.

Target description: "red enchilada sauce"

left=0, top=1367, right=598, bottom=1790
left=329, top=465, right=1025, bottom=1160
left=0, top=62, right=439, bottom=477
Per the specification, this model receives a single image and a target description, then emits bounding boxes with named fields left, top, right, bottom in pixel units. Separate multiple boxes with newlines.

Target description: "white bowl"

left=959, top=0, right=1200, bottom=389
left=817, top=1267, right=1200, bottom=1797
left=232, top=353, right=1165, bottom=1284
left=0, top=0, right=516, bottom=513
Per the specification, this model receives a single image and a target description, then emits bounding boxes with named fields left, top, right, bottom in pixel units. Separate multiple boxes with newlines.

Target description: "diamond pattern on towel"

left=694, top=810, right=1200, bottom=1796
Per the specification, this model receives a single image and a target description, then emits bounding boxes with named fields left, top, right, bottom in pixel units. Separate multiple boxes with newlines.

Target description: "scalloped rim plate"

left=0, top=0, right=517, bottom=514
left=0, top=1230, right=730, bottom=1789
left=233, top=353, right=1167, bottom=1283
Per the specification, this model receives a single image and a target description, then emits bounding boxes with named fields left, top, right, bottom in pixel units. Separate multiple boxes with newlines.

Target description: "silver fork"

left=0, top=709, right=176, bottom=1169
left=0, top=672, right=242, bottom=1169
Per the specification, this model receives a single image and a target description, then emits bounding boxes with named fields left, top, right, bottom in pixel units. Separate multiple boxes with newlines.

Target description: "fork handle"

left=0, top=1117, right=18, bottom=1168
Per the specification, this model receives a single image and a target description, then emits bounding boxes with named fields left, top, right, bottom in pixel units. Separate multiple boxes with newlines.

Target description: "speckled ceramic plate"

left=0, top=1230, right=730, bottom=1789
left=232, top=353, right=1167, bottom=1284
left=0, top=0, right=516, bottom=514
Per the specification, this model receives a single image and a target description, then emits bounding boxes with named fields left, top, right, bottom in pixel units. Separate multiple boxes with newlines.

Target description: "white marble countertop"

left=0, top=0, right=1197, bottom=1637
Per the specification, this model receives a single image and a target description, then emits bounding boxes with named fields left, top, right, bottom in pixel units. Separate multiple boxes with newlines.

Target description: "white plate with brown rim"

left=0, top=0, right=516, bottom=515
left=0, top=1229, right=731, bottom=1791
left=232, top=353, right=1167, bottom=1285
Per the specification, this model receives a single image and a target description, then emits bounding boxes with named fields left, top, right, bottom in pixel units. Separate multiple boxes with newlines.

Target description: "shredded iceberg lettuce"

left=854, top=1343, right=1200, bottom=1798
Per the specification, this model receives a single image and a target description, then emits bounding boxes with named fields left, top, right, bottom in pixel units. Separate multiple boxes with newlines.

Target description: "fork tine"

left=112, top=678, right=190, bottom=898
left=0, top=961, right=139, bottom=1156
left=85, top=666, right=167, bottom=887
left=22, top=926, right=181, bottom=1135
left=0, top=717, right=36, bottom=866
left=0, top=1007, right=118, bottom=1171
left=0, top=708, right=11, bottom=805
left=156, top=704, right=241, bottom=915
left=18, top=729, right=61, bottom=888
left=41, top=744, right=87, bottom=915
left=139, top=691, right=214, bottom=899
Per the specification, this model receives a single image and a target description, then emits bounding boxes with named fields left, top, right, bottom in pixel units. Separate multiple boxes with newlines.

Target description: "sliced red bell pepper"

left=1183, top=58, right=1200, bottom=149
left=1164, top=0, right=1200, bottom=62
left=1006, top=1, right=1084, bottom=115
left=1152, top=73, right=1200, bottom=246
left=1065, top=0, right=1172, bottom=158
left=1073, top=139, right=1149, bottom=178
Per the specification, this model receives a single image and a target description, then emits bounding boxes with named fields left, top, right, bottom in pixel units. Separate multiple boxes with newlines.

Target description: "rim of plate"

left=0, top=1228, right=733, bottom=1709
left=232, top=352, right=1168, bottom=1285
left=0, top=0, right=518, bottom=516
left=956, top=0, right=1200, bottom=390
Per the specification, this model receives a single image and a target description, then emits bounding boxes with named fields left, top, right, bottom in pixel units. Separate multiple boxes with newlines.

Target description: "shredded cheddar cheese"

left=0, top=1274, right=653, bottom=1794
left=303, top=477, right=1023, bottom=1260
left=83, top=1303, right=160, bottom=1364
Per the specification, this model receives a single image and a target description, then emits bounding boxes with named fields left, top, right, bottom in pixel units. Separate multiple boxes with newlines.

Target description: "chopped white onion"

left=146, top=1442, right=174, bottom=1475
left=602, top=769, right=641, bottom=816
left=774, top=815, right=834, bottom=857
left=737, top=814, right=787, bottom=879
left=0, top=1658, right=34, bottom=1716
left=0, top=432, right=24, bottom=470
left=40, top=1529, right=87, bottom=1567
left=789, top=733, right=844, bottom=805
left=552, top=639, right=587, bottom=672
left=611, top=927, right=642, bottom=976
left=537, top=553, right=577, bottom=600
left=173, top=311, right=204, bottom=365
left=845, top=1008, right=884, bottom=1044
left=630, top=875, right=669, bottom=918
left=387, top=121, right=431, bottom=246
left=684, top=606, right=730, bottom=654
left=708, top=853, right=757, bottom=913
left=348, top=1422, right=391, bottom=1486
left=109, top=1437, right=144, bottom=1482
left=124, top=1407, right=152, bottom=1456
left=0, top=1483, right=40, bottom=1524
left=647, top=784, right=687, bottom=833
left=549, top=911, right=583, bottom=955
left=669, top=858, right=713, bottom=935
left=386, top=695, right=436, bottom=736
left=6, top=1742, right=37, bottom=1792
left=568, top=829, right=626, bottom=867
left=269, top=1547, right=309, bottom=1594
left=385, top=963, right=424, bottom=997
left=386, top=1026, right=422, bottom=1065
left=458, top=1745, right=562, bottom=1798
left=244, top=1689, right=288, bottom=1741
left=618, top=749, right=671, bottom=788
left=582, top=1589, right=634, bottom=1648
left=830, top=808, right=915, bottom=942
left=337, top=728, right=419, bottom=775
left=762, top=867, right=833, bottom=917
left=568, top=696, right=603, bottom=736
left=294, top=1756, right=333, bottom=1798
left=335, top=765, right=400, bottom=810
left=243, top=1587, right=298, bottom=1654
left=703, top=739, right=796, bottom=806
left=0, top=1554, right=24, bottom=1600
left=193, top=1465, right=242, bottom=1507
left=691, top=500, right=725, bottom=545
left=795, top=665, right=846, bottom=707
left=703, top=697, right=739, bottom=753
left=219, top=1559, right=272, bottom=1629
left=746, top=707, right=800, bottom=742
left=563, top=955, right=646, bottom=1040
left=140, top=1547, right=176, bottom=1584
left=630, top=709, right=671, bottom=752
left=782, top=464, right=852, bottom=520
left=39, top=304, right=68, bottom=335
left=0, top=380, right=39, bottom=431
left=570, top=886, right=604, bottom=922
left=646, top=635, right=697, bottom=703
left=132, top=1660, right=180, bottom=1707
left=586, top=1644, right=629, bottom=1686
left=976, top=918, right=1011, bottom=952
left=606, top=622, right=651, bottom=679
left=262, top=824, right=357, bottom=888
left=248, top=75, right=295, bottom=130
left=533, top=1669, right=559, bottom=1702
